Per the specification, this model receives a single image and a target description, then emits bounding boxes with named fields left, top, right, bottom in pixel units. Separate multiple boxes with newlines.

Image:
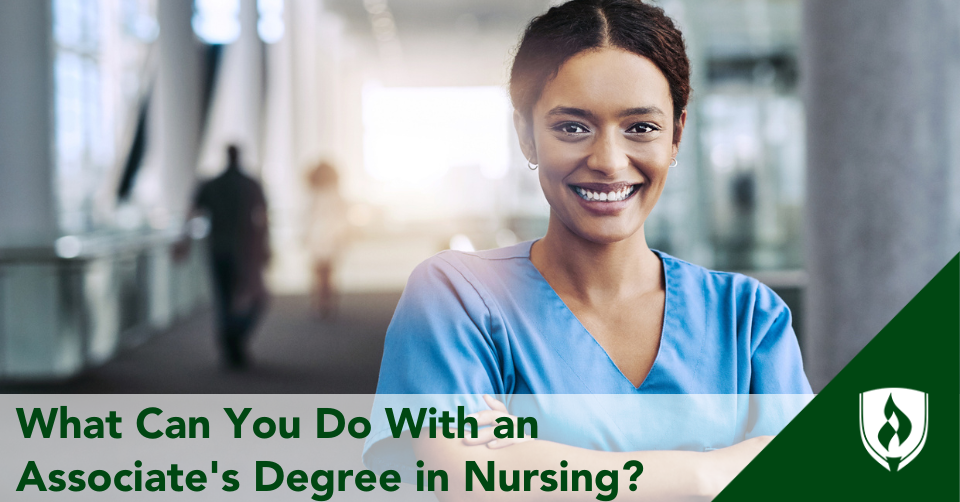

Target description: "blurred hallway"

left=2, top=0, right=958, bottom=393
left=0, top=293, right=399, bottom=394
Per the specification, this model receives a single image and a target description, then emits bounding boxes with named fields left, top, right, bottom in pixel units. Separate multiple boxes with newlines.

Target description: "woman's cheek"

left=537, top=148, right=583, bottom=180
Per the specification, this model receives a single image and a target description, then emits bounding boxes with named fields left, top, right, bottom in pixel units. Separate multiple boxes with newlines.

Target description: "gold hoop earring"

left=669, top=157, right=678, bottom=168
left=527, top=161, right=538, bottom=171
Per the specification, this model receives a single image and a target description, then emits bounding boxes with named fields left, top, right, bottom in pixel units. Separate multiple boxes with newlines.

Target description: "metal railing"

left=0, top=232, right=210, bottom=382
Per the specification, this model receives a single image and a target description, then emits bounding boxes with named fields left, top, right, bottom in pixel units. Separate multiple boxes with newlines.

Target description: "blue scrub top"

left=364, top=241, right=812, bottom=474
left=376, top=240, right=811, bottom=395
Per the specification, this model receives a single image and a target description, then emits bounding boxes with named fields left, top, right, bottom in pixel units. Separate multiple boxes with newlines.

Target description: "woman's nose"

left=585, top=131, right=629, bottom=175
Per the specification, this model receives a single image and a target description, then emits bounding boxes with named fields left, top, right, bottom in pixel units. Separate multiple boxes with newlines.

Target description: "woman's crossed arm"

left=412, top=396, right=770, bottom=502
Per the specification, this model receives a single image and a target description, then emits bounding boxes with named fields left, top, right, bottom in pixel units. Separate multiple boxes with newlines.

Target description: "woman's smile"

left=568, top=181, right=642, bottom=216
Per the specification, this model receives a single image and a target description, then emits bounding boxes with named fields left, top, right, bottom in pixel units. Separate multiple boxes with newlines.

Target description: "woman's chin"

left=550, top=204, right=647, bottom=245
left=569, top=221, right=643, bottom=245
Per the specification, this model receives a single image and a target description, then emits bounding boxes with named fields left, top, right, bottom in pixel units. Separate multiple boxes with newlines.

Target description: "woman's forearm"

left=413, top=436, right=727, bottom=502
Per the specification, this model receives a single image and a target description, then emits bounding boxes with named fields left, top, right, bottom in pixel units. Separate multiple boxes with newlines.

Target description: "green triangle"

left=716, top=254, right=959, bottom=500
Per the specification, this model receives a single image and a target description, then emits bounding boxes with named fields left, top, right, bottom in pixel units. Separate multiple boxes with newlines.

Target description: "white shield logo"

left=859, top=388, right=928, bottom=471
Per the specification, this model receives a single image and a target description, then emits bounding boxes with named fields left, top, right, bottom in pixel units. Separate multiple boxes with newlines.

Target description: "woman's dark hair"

left=510, top=0, right=690, bottom=127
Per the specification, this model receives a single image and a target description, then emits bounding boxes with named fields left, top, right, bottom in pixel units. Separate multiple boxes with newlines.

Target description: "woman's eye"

left=555, top=122, right=589, bottom=134
left=628, top=122, right=660, bottom=134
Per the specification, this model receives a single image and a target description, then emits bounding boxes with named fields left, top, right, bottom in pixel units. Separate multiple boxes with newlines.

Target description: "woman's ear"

left=513, top=110, right=538, bottom=165
left=672, top=109, right=688, bottom=153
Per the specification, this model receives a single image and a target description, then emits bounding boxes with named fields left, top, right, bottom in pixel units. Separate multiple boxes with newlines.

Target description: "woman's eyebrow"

left=546, top=106, right=595, bottom=120
left=545, top=106, right=666, bottom=119
left=618, top=106, right=665, bottom=118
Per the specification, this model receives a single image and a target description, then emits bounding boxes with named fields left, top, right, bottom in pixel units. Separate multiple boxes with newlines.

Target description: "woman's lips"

left=568, top=182, right=642, bottom=215
left=572, top=184, right=636, bottom=202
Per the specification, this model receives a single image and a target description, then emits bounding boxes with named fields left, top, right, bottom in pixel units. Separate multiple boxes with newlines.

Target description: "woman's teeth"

left=575, top=185, right=635, bottom=202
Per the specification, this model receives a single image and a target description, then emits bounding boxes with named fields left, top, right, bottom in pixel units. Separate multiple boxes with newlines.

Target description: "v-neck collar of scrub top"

left=517, top=240, right=692, bottom=394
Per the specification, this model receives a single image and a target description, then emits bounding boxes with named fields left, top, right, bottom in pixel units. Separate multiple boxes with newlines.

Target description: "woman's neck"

left=531, top=214, right=663, bottom=304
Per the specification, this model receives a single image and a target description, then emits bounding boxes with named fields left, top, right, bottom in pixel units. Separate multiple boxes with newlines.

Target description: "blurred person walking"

left=191, top=145, right=271, bottom=369
left=305, top=160, right=348, bottom=320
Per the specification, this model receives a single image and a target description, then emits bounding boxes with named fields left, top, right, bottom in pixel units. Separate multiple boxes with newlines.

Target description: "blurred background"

left=1, top=0, right=957, bottom=393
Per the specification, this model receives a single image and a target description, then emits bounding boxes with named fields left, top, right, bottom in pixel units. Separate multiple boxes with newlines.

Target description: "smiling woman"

left=517, top=47, right=683, bottom=389
left=364, top=1, right=811, bottom=500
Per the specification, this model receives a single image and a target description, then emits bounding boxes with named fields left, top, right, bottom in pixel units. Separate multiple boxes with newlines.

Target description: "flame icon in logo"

left=878, top=394, right=911, bottom=452
left=876, top=394, right=912, bottom=471
left=860, top=388, right=928, bottom=472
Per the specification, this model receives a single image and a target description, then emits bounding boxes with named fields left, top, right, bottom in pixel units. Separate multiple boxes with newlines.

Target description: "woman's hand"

left=697, top=435, right=773, bottom=496
left=461, top=394, right=536, bottom=449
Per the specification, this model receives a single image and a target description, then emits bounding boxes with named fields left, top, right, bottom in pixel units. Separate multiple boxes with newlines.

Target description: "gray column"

left=195, top=0, right=263, bottom=175
left=155, top=0, right=207, bottom=222
left=803, top=0, right=960, bottom=390
left=0, top=0, right=56, bottom=248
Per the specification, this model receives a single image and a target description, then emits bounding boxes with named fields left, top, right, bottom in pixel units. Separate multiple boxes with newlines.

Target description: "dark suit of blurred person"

left=192, top=145, right=270, bottom=369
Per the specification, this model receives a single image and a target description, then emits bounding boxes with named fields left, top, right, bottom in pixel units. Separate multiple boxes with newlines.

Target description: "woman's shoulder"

left=656, top=250, right=762, bottom=289
left=655, top=250, right=783, bottom=312
left=656, top=250, right=810, bottom=393
left=407, top=241, right=534, bottom=287
left=430, top=240, right=533, bottom=264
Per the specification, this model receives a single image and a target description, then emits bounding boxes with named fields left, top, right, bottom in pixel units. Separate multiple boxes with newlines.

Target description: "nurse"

left=365, top=0, right=811, bottom=498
